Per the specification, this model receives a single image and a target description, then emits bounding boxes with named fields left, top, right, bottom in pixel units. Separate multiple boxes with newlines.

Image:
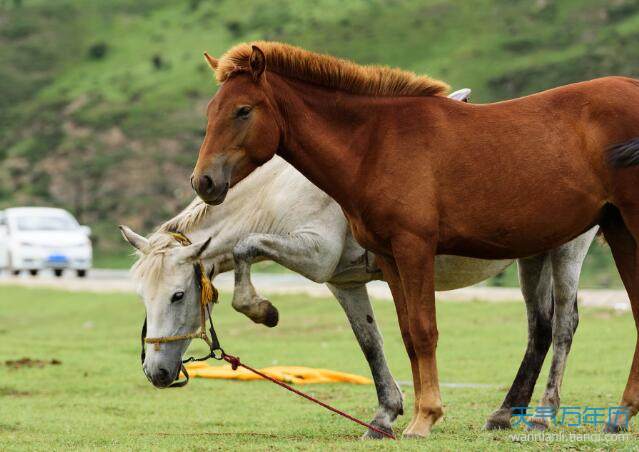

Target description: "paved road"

left=1, top=268, right=631, bottom=311
left=0, top=268, right=631, bottom=310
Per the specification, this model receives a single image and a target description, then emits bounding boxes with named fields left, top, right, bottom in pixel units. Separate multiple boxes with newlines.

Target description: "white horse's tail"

left=448, top=88, right=471, bottom=102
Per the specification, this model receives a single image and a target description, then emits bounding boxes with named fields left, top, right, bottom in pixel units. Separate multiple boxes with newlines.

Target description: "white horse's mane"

left=131, top=199, right=212, bottom=287
left=158, top=197, right=211, bottom=235
left=130, top=234, right=179, bottom=288
left=130, top=157, right=290, bottom=288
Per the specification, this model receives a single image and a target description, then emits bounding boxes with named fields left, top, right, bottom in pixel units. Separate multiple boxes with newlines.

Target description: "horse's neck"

left=182, top=158, right=289, bottom=256
left=271, top=75, right=393, bottom=212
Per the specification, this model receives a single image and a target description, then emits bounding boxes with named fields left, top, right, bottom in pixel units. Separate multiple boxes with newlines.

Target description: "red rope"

left=222, top=353, right=396, bottom=440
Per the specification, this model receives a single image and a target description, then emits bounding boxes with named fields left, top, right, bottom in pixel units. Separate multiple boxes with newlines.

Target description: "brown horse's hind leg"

left=390, top=235, right=443, bottom=438
left=601, top=208, right=639, bottom=432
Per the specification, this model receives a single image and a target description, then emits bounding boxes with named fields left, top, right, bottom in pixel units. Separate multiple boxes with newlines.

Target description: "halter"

left=140, top=231, right=222, bottom=387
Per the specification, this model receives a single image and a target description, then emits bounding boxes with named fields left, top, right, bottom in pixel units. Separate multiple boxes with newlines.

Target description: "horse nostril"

left=157, top=367, right=171, bottom=383
left=190, top=175, right=195, bottom=190
left=199, top=175, right=214, bottom=195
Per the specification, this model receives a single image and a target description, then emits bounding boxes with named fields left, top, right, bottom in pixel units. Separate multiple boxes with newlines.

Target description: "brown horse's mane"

left=216, top=41, right=450, bottom=97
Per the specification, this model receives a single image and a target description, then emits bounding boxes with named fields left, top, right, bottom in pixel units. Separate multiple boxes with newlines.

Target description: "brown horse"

left=191, top=41, right=639, bottom=438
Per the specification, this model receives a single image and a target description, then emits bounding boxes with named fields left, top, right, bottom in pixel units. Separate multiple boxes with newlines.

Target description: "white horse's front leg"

left=232, top=232, right=341, bottom=326
left=326, top=282, right=403, bottom=439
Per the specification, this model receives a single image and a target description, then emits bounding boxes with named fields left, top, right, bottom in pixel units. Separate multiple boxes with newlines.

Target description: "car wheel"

left=76, top=269, right=87, bottom=278
left=29, top=269, right=39, bottom=277
left=53, top=269, right=63, bottom=278
left=8, top=253, right=19, bottom=276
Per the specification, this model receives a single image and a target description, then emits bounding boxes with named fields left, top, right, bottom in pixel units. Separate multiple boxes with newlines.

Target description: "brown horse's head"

left=192, top=46, right=281, bottom=205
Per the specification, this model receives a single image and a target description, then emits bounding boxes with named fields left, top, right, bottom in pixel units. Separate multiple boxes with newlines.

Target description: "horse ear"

left=203, top=52, right=218, bottom=71
left=249, top=45, right=266, bottom=81
left=178, top=237, right=212, bottom=262
left=119, top=225, right=150, bottom=254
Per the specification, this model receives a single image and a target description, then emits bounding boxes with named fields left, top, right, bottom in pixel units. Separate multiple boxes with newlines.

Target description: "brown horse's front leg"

left=391, top=235, right=443, bottom=438
left=375, top=256, right=421, bottom=431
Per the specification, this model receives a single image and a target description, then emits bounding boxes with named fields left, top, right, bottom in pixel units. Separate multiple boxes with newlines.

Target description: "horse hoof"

left=262, top=301, right=279, bottom=327
left=402, top=431, right=430, bottom=439
left=402, top=422, right=432, bottom=438
left=603, top=422, right=626, bottom=434
left=526, top=419, right=548, bottom=431
left=361, top=423, right=394, bottom=440
left=484, top=417, right=511, bottom=430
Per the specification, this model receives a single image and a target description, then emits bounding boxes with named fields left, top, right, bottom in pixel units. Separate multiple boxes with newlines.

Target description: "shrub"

left=88, top=42, right=108, bottom=60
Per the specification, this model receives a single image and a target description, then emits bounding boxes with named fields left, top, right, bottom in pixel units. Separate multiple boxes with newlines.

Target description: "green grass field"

left=1, top=285, right=638, bottom=450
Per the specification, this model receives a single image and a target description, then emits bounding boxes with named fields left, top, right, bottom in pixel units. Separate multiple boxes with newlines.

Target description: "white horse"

left=121, top=152, right=596, bottom=437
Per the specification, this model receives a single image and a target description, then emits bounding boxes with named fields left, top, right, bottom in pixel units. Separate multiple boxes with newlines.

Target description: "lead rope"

left=217, top=351, right=396, bottom=439
left=202, top=304, right=395, bottom=439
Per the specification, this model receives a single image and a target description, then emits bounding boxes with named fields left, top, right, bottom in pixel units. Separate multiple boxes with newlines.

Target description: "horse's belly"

left=433, top=255, right=513, bottom=291
left=436, top=187, right=603, bottom=259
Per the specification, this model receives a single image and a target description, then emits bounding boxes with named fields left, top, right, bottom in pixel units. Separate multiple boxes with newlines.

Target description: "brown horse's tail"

left=608, top=138, right=639, bottom=168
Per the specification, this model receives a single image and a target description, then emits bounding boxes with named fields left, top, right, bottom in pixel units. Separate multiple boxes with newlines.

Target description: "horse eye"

left=235, top=106, right=252, bottom=119
left=171, top=291, right=185, bottom=303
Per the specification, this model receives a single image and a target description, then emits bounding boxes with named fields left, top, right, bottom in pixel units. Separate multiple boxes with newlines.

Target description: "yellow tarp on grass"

left=183, top=361, right=372, bottom=385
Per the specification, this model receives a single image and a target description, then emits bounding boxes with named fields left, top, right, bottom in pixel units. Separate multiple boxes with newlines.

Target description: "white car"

left=0, top=207, right=92, bottom=277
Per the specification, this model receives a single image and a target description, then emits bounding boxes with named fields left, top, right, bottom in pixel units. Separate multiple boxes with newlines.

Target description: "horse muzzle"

left=144, top=361, right=182, bottom=388
left=192, top=173, right=229, bottom=205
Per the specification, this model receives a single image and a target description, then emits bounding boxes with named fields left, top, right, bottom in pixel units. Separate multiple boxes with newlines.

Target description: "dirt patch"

left=0, top=423, right=20, bottom=432
left=4, top=358, right=62, bottom=369
left=0, top=386, right=31, bottom=397
left=102, top=406, right=126, bottom=416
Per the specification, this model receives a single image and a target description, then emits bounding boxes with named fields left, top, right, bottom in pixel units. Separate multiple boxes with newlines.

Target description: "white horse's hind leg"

left=325, top=282, right=403, bottom=439
left=529, top=228, right=596, bottom=430
left=232, top=232, right=342, bottom=326
left=485, top=253, right=554, bottom=430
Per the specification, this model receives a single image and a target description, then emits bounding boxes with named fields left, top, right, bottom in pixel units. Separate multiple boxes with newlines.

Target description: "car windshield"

left=15, top=215, right=78, bottom=231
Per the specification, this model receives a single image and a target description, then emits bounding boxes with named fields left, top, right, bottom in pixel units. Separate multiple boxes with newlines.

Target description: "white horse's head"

left=120, top=225, right=213, bottom=388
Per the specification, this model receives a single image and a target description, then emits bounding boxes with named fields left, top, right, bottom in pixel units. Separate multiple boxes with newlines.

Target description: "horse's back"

left=372, top=77, right=639, bottom=258
left=482, top=76, right=639, bottom=108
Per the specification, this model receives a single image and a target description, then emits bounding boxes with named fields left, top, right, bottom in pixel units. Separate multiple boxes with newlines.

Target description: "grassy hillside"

left=1, top=0, right=638, bottom=283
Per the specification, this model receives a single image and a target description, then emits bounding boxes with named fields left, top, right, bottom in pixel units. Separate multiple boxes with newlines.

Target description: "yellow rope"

left=169, top=231, right=192, bottom=246
left=199, top=261, right=218, bottom=305
left=169, top=231, right=217, bottom=305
